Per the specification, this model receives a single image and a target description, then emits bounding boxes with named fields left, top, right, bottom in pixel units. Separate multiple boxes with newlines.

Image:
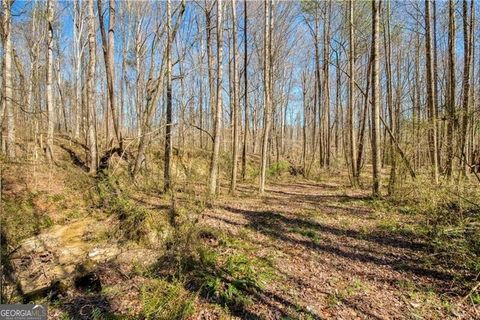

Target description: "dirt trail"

left=201, top=181, right=476, bottom=319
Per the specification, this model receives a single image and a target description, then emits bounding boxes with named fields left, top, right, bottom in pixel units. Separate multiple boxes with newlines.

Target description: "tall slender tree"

left=73, top=0, right=85, bottom=140
left=87, top=0, right=98, bottom=174
left=446, top=0, right=456, bottom=179
left=2, top=0, right=14, bottom=159
left=230, top=0, right=239, bottom=193
left=384, top=0, right=396, bottom=194
left=98, top=0, right=121, bottom=148
left=241, top=0, right=248, bottom=181
left=164, top=0, right=173, bottom=192
left=46, top=0, right=55, bottom=162
left=348, top=0, right=357, bottom=186
left=424, top=0, right=439, bottom=183
left=259, top=0, right=272, bottom=194
left=208, top=0, right=223, bottom=196
left=371, top=0, right=381, bottom=197
left=459, top=0, right=474, bottom=174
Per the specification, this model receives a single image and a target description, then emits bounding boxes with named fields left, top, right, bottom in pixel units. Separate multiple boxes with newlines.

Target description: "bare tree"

left=2, top=0, right=14, bottom=159
left=259, top=0, right=272, bottom=194
left=73, top=0, right=86, bottom=140
left=230, top=0, right=239, bottom=193
left=424, top=0, right=439, bottom=183
left=446, top=0, right=456, bottom=179
left=241, top=0, right=248, bottom=181
left=132, top=1, right=185, bottom=177
left=98, top=0, right=121, bottom=148
left=459, top=0, right=474, bottom=174
left=384, top=0, right=395, bottom=194
left=371, top=0, right=381, bottom=197
left=87, top=0, right=98, bottom=174
left=46, top=0, right=55, bottom=162
left=164, top=0, right=172, bottom=192
left=208, top=0, right=223, bottom=196
left=348, top=0, right=357, bottom=186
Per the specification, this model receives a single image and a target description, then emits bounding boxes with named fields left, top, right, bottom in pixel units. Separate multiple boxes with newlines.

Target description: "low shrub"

left=152, top=225, right=273, bottom=314
left=389, top=178, right=480, bottom=278
left=268, top=160, right=290, bottom=177
left=96, top=175, right=154, bottom=242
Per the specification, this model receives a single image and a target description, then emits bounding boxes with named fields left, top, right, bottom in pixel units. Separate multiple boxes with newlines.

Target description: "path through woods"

left=197, top=180, right=476, bottom=319
left=3, top=154, right=477, bottom=319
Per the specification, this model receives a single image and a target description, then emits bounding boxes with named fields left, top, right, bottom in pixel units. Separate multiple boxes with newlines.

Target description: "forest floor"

left=1, top=146, right=479, bottom=319
left=194, top=180, right=478, bottom=319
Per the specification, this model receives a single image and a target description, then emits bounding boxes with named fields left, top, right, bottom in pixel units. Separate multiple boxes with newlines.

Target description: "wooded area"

left=1, top=0, right=479, bottom=318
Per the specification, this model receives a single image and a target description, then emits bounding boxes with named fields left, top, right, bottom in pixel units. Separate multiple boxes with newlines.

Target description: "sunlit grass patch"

left=141, top=279, right=195, bottom=320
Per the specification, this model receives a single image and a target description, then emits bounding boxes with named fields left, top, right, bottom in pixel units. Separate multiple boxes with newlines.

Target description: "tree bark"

left=446, top=0, right=456, bottom=179
left=46, top=0, right=55, bottom=163
left=87, top=0, right=98, bottom=174
left=3, top=0, right=14, bottom=159
left=371, top=0, right=381, bottom=197
left=98, top=0, right=121, bottom=148
left=164, top=0, right=173, bottom=192
left=241, top=0, right=248, bottom=181
left=230, top=0, right=239, bottom=193
left=348, top=0, right=357, bottom=185
left=459, top=0, right=473, bottom=175
left=384, top=0, right=396, bottom=195
left=208, top=0, right=223, bottom=196
left=259, top=0, right=272, bottom=194
left=424, top=0, right=439, bottom=183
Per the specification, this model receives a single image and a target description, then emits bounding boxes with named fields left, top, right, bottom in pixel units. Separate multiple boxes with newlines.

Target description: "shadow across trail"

left=218, top=205, right=455, bottom=288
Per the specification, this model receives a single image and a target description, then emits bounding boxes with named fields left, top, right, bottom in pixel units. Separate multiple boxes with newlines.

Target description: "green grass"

left=141, top=279, right=195, bottom=320
left=268, top=160, right=290, bottom=177
left=289, top=226, right=321, bottom=243
left=364, top=180, right=480, bottom=282
left=2, top=192, right=54, bottom=244
left=151, top=224, right=276, bottom=316
left=96, top=174, right=167, bottom=243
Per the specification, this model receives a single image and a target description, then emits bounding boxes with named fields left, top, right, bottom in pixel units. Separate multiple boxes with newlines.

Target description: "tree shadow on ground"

left=217, top=205, right=460, bottom=293
left=56, top=264, right=125, bottom=320
left=153, top=229, right=322, bottom=319
left=182, top=263, right=322, bottom=319
left=58, top=294, right=115, bottom=320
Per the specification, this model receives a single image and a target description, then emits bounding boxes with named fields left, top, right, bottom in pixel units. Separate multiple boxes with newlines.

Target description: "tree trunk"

left=384, top=0, right=396, bottom=195
left=356, top=53, right=372, bottom=180
left=205, top=2, right=215, bottom=143
left=164, top=0, right=173, bottom=192
left=241, top=0, right=248, bottom=181
left=87, top=0, right=98, bottom=175
left=230, top=0, right=239, bottom=193
left=348, top=0, right=357, bottom=185
left=73, top=0, right=83, bottom=140
left=322, top=2, right=331, bottom=168
left=371, top=0, right=381, bottom=197
left=424, top=0, right=439, bottom=183
left=46, top=0, right=55, bottom=162
left=459, top=0, right=473, bottom=175
left=3, top=0, right=14, bottom=159
left=259, top=0, right=272, bottom=194
left=98, top=0, right=121, bottom=147
left=446, top=0, right=456, bottom=179
left=208, top=0, right=223, bottom=196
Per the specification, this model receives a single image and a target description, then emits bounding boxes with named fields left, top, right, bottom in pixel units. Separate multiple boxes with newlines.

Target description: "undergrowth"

left=381, top=178, right=480, bottom=282
left=150, top=220, right=275, bottom=317
left=141, top=279, right=195, bottom=320
left=95, top=173, right=168, bottom=243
